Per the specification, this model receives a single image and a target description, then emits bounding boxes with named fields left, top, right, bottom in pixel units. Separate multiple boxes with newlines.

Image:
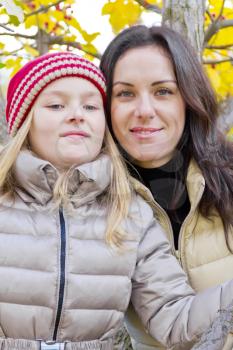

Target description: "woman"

left=100, top=25, right=233, bottom=350
left=1, top=51, right=233, bottom=350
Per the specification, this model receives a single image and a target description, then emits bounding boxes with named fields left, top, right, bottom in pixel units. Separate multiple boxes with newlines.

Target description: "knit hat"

left=6, top=52, right=106, bottom=136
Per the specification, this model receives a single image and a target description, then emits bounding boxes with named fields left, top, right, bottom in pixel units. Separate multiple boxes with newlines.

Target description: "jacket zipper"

left=53, top=208, right=66, bottom=341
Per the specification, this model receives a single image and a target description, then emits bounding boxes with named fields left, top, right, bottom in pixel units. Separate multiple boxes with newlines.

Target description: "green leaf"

left=0, top=63, right=5, bottom=69
left=9, top=14, right=20, bottom=26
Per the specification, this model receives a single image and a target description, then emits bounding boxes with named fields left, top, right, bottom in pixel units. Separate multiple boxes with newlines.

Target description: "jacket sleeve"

left=130, top=197, right=233, bottom=349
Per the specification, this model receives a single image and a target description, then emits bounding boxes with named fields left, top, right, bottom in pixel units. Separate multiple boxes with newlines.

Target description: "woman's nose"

left=136, top=94, right=155, bottom=120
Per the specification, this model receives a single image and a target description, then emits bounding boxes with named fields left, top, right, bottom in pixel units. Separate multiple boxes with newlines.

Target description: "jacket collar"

left=130, top=158, right=206, bottom=212
left=13, top=149, right=111, bottom=207
left=186, top=158, right=205, bottom=210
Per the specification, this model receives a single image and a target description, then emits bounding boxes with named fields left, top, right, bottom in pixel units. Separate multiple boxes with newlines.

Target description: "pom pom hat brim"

left=6, top=52, right=106, bottom=136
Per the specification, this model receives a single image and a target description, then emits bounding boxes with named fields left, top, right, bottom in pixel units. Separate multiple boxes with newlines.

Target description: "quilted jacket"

left=125, top=159, right=233, bottom=350
left=0, top=151, right=233, bottom=350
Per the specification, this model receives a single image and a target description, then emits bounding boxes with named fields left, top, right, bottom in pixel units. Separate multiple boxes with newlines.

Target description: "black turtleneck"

left=129, top=153, right=190, bottom=249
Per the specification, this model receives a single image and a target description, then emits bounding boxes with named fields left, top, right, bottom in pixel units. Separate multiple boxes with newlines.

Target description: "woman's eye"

left=116, top=90, right=134, bottom=98
left=46, top=104, right=64, bottom=110
left=156, top=88, right=172, bottom=96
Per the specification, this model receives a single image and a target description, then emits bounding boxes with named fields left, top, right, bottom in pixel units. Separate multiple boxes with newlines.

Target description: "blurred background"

left=0, top=0, right=233, bottom=145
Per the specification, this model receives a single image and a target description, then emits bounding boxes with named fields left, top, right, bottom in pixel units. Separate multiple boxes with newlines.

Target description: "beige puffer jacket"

left=1, top=151, right=233, bottom=350
left=126, top=159, right=233, bottom=350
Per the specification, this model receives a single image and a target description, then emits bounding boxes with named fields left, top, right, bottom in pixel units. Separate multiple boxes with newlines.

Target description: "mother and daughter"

left=0, top=24, right=232, bottom=350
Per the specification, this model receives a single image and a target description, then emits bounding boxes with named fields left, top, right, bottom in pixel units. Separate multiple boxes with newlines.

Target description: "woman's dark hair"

left=100, top=25, right=233, bottom=250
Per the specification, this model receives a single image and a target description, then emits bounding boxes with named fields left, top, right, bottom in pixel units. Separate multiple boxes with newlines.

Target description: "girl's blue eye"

left=47, top=104, right=64, bottom=110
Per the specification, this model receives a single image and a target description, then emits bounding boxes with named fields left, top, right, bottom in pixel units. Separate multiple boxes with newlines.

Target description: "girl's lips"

left=130, top=127, right=163, bottom=138
left=61, top=130, right=90, bottom=137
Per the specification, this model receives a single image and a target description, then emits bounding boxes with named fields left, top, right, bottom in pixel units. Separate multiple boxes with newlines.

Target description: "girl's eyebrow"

left=40, top=90, right=102, bottom=99
left=113, top=80, right=177, bottom=87
left=40, top=90, right=67, bottom=98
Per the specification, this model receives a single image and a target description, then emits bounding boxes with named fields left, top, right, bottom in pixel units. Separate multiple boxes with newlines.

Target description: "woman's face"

left=28, top=77, right=105, bottom=170
left=111, top=45, right=186, bottom=168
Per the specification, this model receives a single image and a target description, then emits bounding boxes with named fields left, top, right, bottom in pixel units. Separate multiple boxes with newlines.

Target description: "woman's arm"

left=131, top=198, right=233, bottom=349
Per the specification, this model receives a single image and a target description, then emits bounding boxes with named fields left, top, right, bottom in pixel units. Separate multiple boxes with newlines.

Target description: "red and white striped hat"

left=6, top=51, right=106, bottom=136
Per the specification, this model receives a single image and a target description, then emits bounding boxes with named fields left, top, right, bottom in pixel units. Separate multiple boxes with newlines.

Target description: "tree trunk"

left=36, top=29, right=50, bottom=55
left=162, top=0, right=206, bottom=57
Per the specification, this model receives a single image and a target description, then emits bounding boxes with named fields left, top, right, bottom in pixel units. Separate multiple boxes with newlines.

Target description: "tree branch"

left=48, top=36, right=102, bottom=59
left=134, top=0, right=161, bottom=14
left=204, top=19, right=233, bottom=44
left=0, top=32, right=36, bottom=39
left=25, top=0, right=66, bottom=17
left=0, top=46, right=24, bottom=56
left=0, top=23, right=14, bottom=32
left=203, top=57, right=233, bottom=64
left=206, top=9, right=214, bottom=23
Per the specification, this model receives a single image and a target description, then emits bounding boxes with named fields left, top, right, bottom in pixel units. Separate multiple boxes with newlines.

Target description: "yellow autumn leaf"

left=63, top=35, right=77, bottom=42
left=209, top=27, right=233, bottom=46
left=227, top=127, right=233, bottom=141
left=125, top=1, right=142, bottom=24
left=64, top=0, right=75, bottom=4
left=68, top=17, right=82, bottom=32
left=81, top=31, right=100, bottom=43
left=205, top=60, right=233, bottom=99
left=0, top=42, right=5, bottom=50
left=83, top=53, right=95, bottom=62
left=205, top=65, right=222, bottom=91
left=22, top=0, right=39, bottom=13
left=0, top=6, right=7, bottom=14
left=103, top=0, right=142, bottom=33
left=38, top=13, right=54, bottom=32
left=147, top=0, right=161, bottom=5
left=38, top=0, right=53, bottom=5
left=4, top=58, right=17, bottom=69
left=24, top=15, right=37, bottom=28
left=52, top=9, right=64, bottom=21
left=102, top=2, right=114, bottom=15
left=10, top=57, right=23, bottom=76
left=24, top=44, right=39, bottom=57
left=208, top=0, right=225, bottom=12
left=82, top=43, right=98, bottom=56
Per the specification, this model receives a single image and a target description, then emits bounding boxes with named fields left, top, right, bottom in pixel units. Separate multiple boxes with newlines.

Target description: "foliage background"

left=0, top=0, right=233, bottom=142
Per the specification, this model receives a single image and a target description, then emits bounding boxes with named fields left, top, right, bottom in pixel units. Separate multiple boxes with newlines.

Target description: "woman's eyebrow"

left=151, top=80, right=177, bottom=86
left=112, top=80, right=177, bottom=87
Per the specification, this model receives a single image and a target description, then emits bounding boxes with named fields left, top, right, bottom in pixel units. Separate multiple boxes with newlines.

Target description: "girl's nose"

left=67, top=105, right=84, bottom=123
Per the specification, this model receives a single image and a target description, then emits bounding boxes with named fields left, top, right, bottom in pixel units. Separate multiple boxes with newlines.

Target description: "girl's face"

left=111, top=45, right=186, bottom=168
left=28, top=77, right=105, bottom=170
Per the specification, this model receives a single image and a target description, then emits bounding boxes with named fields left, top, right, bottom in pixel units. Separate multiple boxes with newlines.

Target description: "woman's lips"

left=130, top=126, right=163, bottom=139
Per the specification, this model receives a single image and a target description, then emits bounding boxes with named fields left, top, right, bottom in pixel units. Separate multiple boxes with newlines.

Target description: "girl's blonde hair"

left=0, top=111, right=132, bottom=249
